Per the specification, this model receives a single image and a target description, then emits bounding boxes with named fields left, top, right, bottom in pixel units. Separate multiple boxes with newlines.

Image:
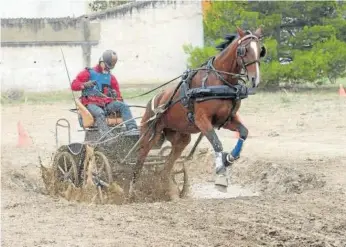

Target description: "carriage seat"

left=75, top=99, right=123, bottom=129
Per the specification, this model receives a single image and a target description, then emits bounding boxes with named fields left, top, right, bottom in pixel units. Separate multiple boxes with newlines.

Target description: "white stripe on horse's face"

left=250, top=40, right=260, bottom=87
left=151, top=94, right=157, bottom=112
left=250, top=40, right=258, bottom=58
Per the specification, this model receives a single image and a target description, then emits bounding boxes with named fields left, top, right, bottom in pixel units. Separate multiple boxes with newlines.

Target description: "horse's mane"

left=215, top=31, right=252, bottom=52
left=215, top=34, right=237, bottom=52
left=198, top=31, right=250, bottom=68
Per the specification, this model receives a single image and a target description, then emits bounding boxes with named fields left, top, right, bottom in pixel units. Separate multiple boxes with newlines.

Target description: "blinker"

left=237, top=46, right=246, bottom=57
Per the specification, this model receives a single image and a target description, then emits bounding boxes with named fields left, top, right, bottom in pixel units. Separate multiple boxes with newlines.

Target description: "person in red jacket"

left=71, top=50, right=138, bottom=139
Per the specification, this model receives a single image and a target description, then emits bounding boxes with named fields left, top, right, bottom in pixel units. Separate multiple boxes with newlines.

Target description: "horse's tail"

left=141, top=93, right=164, bottom=127
left=139, top=93, right=166, bottom=142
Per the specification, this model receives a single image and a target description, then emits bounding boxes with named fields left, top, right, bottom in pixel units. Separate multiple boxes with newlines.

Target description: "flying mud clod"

left=40, top=143, right=189, bottom=205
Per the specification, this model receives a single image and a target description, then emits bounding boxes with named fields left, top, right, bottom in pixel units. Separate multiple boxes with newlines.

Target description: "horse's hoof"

left=169, top=193, right=180, bottom=201
left=214, top=174, right=228, bottom=188
left=215, top=184, right=228, bottom=193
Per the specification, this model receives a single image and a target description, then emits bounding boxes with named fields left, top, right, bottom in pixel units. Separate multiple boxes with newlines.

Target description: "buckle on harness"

left=182, top=69, right=191, bottom=80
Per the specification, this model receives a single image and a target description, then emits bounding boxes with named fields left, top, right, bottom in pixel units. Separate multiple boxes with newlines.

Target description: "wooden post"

left=81, top=16, right=92, bottom=68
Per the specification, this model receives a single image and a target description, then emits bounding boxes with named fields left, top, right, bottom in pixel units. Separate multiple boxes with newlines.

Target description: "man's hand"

left=109, top=89, right=118, bottom=99
left=83, top=80, right=96, bottom=89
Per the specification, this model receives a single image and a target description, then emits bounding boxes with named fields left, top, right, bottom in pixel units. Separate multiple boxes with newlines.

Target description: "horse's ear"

left=236, top=27, right=245, bottom=38
left=254, top=27, right=263, bottom=38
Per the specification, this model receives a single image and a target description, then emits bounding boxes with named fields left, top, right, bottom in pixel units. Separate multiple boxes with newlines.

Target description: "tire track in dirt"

left=2, top=96, right=346, bottom=247
left=130, top=198, right=345, bottom=246
left=3, top=153, right=345, bottom=246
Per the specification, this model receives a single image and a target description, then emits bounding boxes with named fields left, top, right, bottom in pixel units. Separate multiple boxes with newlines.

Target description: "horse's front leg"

left=223, top=114, right=248, bottom=164
left=194, top=112, right=229, bottom=187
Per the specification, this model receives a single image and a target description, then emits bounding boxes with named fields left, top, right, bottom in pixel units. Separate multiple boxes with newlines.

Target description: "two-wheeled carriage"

left=51, top=99, right=201, bottom=203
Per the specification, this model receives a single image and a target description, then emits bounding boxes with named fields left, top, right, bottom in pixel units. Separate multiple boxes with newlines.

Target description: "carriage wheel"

left=93, top=151, right=113, bottom=186
left=52, top=151, right=79, bottom=187
left=172, top=162, right=189, bottom=198
left=86, top=151, right=114, bottom=204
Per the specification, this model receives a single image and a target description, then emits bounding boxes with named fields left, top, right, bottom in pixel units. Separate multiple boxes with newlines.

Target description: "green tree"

left=315, top=37, right=346, bottom=84
left=182, top=44, right=218, bottom=69
left=183, top=1, right=346, bottom=87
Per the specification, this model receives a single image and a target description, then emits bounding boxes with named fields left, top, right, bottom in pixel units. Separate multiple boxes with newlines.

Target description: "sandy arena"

left=1, top=90, right=346, bottom=246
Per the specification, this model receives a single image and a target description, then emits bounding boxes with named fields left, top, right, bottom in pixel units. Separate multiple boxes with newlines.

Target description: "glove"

left=110, top=89, right=118, bottom=98
left=83, top=80, right=96, bottom=89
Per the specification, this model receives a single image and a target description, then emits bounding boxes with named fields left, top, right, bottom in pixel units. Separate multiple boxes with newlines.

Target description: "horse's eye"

left=260, top=46, right=267, bottom=58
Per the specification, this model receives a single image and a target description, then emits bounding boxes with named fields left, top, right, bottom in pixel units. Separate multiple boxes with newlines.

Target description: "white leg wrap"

left=214, top=152, right=226, bottom=174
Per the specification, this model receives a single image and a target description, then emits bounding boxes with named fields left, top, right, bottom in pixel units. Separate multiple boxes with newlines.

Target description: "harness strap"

left=201, top=59, right=213, bottom=88
left=139, top=55, right=252, bottom=127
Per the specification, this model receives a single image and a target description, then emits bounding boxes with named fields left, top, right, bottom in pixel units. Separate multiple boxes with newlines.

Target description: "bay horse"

left=130, top=27, right=266, bottom=200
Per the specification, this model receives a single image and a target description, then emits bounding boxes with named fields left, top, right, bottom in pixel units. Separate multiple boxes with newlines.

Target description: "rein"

left=152, top=34, right=261, bottom=125
left=126, top=74, right=183, bottom=99
left=130, top=44, right=256, bottom=129
left=204, top=57, right=247, bottom=88
left=126, top=59, right=247, bottom=101
left=237, top=33, right=262, bottom=77
left=127, top=33, right=261, bottom=101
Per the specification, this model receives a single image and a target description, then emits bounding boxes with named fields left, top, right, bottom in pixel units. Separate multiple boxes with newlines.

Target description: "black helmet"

left=99, top=50, right=118, bottom=70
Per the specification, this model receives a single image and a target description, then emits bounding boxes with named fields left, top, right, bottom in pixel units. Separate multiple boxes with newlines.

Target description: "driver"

left=71, top=50, right=138, bottom=139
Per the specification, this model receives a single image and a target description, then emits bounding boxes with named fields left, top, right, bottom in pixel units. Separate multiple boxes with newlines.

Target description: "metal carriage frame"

left=52, top=104, right=204, bottom=201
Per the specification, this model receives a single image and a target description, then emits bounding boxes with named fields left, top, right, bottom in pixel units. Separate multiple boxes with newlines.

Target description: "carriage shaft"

left=186, top=133, right=203, bottom=160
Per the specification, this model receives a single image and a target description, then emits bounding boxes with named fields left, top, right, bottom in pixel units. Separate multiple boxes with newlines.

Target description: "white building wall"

left=0, top=46, right=83, bottom=91
left=91, top=1, right=204, bottom=84
left=0, top=0, right=87, bottom=18
left=0, top=1, right=204, bottom=92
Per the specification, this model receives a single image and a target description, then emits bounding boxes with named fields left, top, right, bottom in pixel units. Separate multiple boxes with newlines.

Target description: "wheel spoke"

left=67, top=165, right=74, bottom=175
left=63, top=156, right=67, bottom=172
left=53, top=150, right=79, bottom=188
left=94, top=151, right=113, bottom=185
left=58, top=165, right=66, bottom=175
left=66, top=168, right=73, bottom=180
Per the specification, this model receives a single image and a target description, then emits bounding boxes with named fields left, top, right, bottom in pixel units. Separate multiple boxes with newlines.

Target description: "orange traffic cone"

left=339, top=84, right=346, bottom=97
left=17, top=121, right=32, bottom=147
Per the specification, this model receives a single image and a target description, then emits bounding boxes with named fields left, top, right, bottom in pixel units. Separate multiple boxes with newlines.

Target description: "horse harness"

left=146, top=32, right=264, bottom=129
left=178, top=57, right=249, bottom=129
left=176, top=33, right=263, bottom=128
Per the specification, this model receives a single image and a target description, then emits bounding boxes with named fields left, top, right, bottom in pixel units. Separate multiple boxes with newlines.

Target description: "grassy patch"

left=240, top=87, right=339, bottom=113
left=0, top=87, right=159, bottom=105
left=1, top=84, right=340, bottom=106
left=1, top=89, right=73, bottom=105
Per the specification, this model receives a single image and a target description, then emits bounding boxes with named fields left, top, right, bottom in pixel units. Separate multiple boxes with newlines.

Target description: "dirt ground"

left=1, top=90, right=346, bottom=247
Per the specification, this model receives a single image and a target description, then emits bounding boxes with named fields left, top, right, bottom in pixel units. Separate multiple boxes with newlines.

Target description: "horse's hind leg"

left=161, top=129, right=191, bottom=200
left=130, top=103, right=164, bottom=197
left=130, top=124, right=163, bottom=197
left=194, top=111, right=229, bottom=187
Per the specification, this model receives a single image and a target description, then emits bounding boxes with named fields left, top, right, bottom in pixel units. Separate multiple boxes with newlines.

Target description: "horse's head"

left=235, top=27, right=266, bottom=88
